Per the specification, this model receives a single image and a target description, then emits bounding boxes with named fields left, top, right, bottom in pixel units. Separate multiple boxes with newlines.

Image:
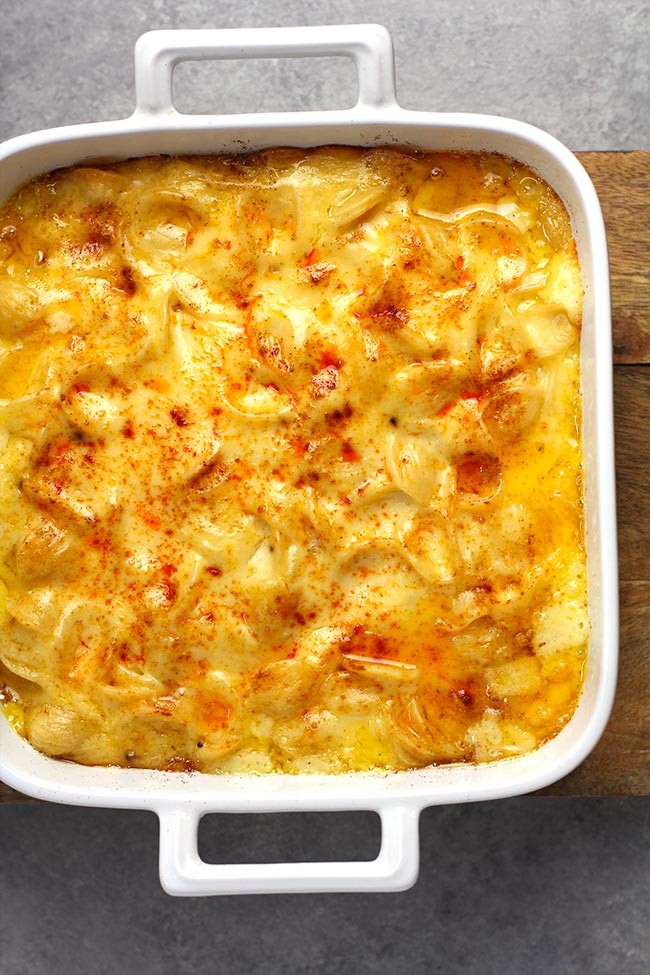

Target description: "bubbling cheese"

left=0, top=148, right=587, bottom=774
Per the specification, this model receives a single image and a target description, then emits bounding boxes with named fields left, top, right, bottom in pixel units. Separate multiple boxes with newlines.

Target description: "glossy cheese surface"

left=0, top=148, right=587, bottom=773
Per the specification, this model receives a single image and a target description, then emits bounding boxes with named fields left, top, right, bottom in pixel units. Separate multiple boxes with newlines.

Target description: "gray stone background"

left=0, top=0, right=648, bottom=972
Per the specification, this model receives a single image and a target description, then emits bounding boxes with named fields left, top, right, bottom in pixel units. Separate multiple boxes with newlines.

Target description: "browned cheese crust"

left=0, top=149, right=587, bottom=773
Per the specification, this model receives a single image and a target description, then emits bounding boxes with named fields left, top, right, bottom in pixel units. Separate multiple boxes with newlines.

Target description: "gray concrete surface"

left=1, top=1, right=649, bottom=972
left=0, top=800, right=649, bottom=975
left=0, top=0, right=648, bottom=148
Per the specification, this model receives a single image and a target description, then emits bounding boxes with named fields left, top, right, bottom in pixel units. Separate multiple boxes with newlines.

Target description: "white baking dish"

left=0, top=24, right=618, bottom=896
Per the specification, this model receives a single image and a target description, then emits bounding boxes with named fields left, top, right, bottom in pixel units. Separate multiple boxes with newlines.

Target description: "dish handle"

left=157, top=802, right=420, bottom=896
left=133, top=24, right=397, bottom=118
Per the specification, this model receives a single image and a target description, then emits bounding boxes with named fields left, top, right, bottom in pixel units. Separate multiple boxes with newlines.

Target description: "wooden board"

left=579, top=152, right=650, bottom=366
left=2, top=149, right=649, bottom=803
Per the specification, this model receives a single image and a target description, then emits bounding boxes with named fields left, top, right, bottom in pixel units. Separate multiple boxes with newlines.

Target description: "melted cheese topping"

left=0, top=148, right=588, bottom=774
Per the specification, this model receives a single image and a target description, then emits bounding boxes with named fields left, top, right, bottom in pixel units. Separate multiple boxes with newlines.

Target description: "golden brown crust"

left=0, top=149, right=586, bottom=774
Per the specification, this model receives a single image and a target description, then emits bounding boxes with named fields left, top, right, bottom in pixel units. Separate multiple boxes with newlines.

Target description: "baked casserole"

left=0, top=147, right=587, bottom=774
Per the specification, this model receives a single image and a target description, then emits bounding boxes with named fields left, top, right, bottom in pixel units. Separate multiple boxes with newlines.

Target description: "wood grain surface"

left=2, top=150, right=649, bottom=803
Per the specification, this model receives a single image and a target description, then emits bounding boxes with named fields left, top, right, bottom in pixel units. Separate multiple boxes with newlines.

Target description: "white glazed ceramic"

left=0, top=25, right=618, bottom=897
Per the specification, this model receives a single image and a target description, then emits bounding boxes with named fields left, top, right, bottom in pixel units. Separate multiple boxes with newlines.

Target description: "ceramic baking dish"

left=0, top=24, right=618, bottom=896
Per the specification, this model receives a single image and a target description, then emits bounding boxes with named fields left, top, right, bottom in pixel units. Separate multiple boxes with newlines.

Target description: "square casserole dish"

left=0, top=25, right=618, bottom=896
